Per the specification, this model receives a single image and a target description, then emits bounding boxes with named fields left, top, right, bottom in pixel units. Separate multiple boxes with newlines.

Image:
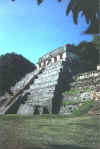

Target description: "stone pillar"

left=36, top=64, right=39, bottom=69
left=34, top=106, right=40, bottom=114
left=41, top=62, right=44, bottom=67
left=48, top=100, right=52, bottom=114
left=17, top=104, right=34, bottom=116
left=51, top=57, right=55, bottom=63
left=43, top=61, right=45, bottom=66
left=39, top=107, right=43, bottom=115
left=57, top=55, right=60, bottom=61
left=46, top=60, right=48, bottom=65
left=97, top=65, right=100, bottom=71
left=64, top=44, right=67, bottom=51
left=60, top=53, right=63, bottom=60
left=54, top=56, right=57, bottom=62
left=33, top=106, right=35, bottom=115
left=62, top=52, right=66, bottom=61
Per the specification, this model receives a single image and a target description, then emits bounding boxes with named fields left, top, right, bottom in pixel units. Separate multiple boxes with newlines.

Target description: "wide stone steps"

left=30, top=80, right=58, bottom=88
left=42, top=66, right=62, bottom=72
left=34, top=74, right=59, bottom=81
left=34, top=77, right=58, bottom=83
left=28, top=94, right=54, bottom=101
left=11, top=69, right=40, bottom=93
left=0, top=68, right=44, bottom=114
left=30, top=89, right=55, bottom=94
left=27, top=89, right=55, bottom=101
left=27, top=96, right=50, bottom=102
left=1, top=60, right=67, bottom=115
left=39, top=71, right=60, bottom=78
left=26, top=100, right=49, bottom=106
left=42, top=66, right=62, bottom=74
left=25, top=61, right=63, bottom=106
left=23, top=85, right=56, bottom=95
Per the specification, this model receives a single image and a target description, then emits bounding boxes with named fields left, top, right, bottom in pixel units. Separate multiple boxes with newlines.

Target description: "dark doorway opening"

left=43, top=107, right=49, bottom=114
left=34, top=106, right=40, bottom=114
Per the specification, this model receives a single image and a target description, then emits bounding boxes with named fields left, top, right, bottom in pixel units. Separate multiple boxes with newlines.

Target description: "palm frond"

left=37, top=0, right=43, bottom=5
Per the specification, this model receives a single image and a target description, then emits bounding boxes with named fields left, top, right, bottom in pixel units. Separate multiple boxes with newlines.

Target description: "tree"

left=11, top=0, right=100, bottom=34
left=0, top=53, right=36, bottom=96
left=92, top=35, right=100, bottom=50
left=92, top=35, right=100, bottom=63
left=76, top=41, right=99, bottom=70
left=66, top=0, right=100, bottom=34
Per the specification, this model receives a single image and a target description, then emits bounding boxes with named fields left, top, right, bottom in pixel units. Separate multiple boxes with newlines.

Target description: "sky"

left=0, top=0, right=93, bottom=64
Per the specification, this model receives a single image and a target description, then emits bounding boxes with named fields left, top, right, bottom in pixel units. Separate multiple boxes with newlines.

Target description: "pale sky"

left=0, top=0, right=92, bottom=64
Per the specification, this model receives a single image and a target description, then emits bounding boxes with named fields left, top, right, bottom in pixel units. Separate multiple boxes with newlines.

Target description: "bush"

left=72, top=100, right=94, bottom=116
left=0, top=53, right=36, bottom=96
left=63, top=88, right=92, bottom=95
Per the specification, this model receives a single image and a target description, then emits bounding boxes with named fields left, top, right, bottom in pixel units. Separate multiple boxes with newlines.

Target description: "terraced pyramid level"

left=1, top=44, right=99, bottom=115
left=0, top=69, right=41, bottom=114
left=17, top=61, right=65, bottom=115
left=0, top=44, right=75, bottom=115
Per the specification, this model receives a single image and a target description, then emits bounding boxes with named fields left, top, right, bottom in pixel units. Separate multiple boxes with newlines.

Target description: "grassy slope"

left=0, top=115, right=100, bottom=149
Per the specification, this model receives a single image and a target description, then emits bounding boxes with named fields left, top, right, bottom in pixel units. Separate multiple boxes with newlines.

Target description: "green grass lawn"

left=0, top=115, right=100, bottom=149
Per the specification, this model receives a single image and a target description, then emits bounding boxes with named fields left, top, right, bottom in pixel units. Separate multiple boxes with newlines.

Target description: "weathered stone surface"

left=80, top=92, right=93, bottom=101
left=17, top=104, right=34, bottom=116
left=1, top=44, right=100, bottom=115
left=0, top=69, right=41, bottom=114
left=60, top=105, right=78, bottom=115
left=60, top=68, right=100, bottom=115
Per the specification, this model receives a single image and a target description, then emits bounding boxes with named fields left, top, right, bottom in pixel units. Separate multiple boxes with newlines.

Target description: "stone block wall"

left=17, top=60, right=70, bottom=115
left=60, top=68, right=100, bottom=115
left=0, top=68, right=41, bottom=114
left=1, top=44, right=99, bottom=115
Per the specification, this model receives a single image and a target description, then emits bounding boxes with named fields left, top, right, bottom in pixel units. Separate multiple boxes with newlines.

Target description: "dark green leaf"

left=37, top=0, right=43, bottom=5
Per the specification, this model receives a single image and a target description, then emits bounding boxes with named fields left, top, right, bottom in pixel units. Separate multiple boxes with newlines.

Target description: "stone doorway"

left=43, top=107, right=49, bottom=114
left=34, top=106, right=40, bottom=114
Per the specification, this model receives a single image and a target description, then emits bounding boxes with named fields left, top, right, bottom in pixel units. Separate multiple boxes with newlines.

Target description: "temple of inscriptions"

left=0, top=44, right=100, bottom=115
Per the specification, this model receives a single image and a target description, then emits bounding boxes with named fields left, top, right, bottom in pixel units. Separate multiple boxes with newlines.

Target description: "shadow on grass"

left=0, top=144, right=93, bottom=149
left=49, top=144, right=92, bottom=149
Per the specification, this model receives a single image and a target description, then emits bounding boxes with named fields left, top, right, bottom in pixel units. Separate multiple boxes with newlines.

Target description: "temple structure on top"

left=36, top=44, right=75, bottom=69
left=0, top=43, right=100, bottom=115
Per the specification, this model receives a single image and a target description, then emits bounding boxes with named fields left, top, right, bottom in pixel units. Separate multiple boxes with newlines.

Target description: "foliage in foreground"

left=11, top=0, right=100, bottom=34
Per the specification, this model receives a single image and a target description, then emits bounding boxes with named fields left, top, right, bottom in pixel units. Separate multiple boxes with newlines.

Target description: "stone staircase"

left=0, top=60, right=69, bottom=115
left=0, top=68, right=42, bottom=114
left=2, top=55, right=99, bottom=115
left=17, top=60, right=66, bottom=115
